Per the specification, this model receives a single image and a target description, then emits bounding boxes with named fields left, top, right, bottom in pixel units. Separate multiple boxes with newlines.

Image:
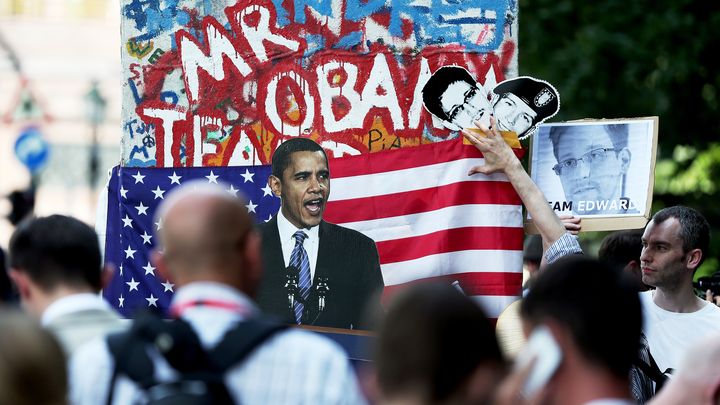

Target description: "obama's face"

left=269, top=151, right=330, bottom=229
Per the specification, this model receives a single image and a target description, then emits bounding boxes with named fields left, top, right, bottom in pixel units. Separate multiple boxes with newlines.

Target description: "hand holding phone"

left=514, top=325, right=563, bottom=397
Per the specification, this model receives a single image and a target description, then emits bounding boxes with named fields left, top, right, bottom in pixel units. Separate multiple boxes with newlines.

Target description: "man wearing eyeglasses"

left=549, top=124, right=632, bottom=215
left=422, top=67, right=559, bottom=139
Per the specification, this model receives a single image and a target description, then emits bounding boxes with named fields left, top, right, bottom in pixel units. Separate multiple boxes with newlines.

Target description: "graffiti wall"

left=121, top=0, right=519, bottom=167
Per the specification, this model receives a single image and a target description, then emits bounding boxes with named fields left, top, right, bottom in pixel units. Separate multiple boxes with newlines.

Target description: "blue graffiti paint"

left=126, top=157, right=157, bottom=167
left=390, top=0, right=509, bottom=51
left=293, top=0, right=333, bottom=24
left=128, top=78, right=143, bottom=104
left=124, top=0, right=190, bottom=42
left=345, top=0, right=385, bottom=21
left=160, top=91, right=179, bottom=106
left=303, top=34, right=326, bottom=58
left=334, top=31, right=363, bottom=49
left=129, top=144, right=150, bottom=160
left=271, top=0, right=290, bottom=26
left=271, top=0, right=509, bottom=52
left=124, top=119, right=138, bottom=139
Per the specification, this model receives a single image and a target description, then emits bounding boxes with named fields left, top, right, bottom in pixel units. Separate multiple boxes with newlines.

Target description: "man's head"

left=599, top=229, right=648, bottom=291
left=0, top=309, right=67, bottom=405
left=549, top=124, right=631, bottom=211
left=422, top=66, right=491, bottom=131
left=492, top=76, right=559, bottom=137
left=153, top=182, right=261, bottom=294
left=521, top=256, right=641, bottom=394
left=376, top=283, right=504, bottom=404
left=640, top=206, right=710, bottom=289
left=8, top=215, right=103, bottom=316
left=269, top=138, right=330, bottom=229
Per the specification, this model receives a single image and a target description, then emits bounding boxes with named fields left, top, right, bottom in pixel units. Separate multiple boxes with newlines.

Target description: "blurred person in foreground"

left=648, top=332, right=720, bottom=404
left=496, top=256, right=641, bottom=405
left=7, top=214, right=124, bottom=356
left=70, top=181, right=366, bottom=404
left=599, top=230, right=656, bottom=403
left=375, top=283, right=505, bottom=405
left=0, top=308, right=67, bottom=405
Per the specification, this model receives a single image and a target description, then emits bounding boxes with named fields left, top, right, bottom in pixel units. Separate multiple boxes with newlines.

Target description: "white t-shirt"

left=640, top=290, right=720, bottom=373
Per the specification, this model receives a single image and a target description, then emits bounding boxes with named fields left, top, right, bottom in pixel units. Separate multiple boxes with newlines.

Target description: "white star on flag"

left=264, top=214, right=273, bottom=223
left=143, top=262, right=156, bottom=276
left=120, top=186, right=128, bottom=199
left=126, top=278, right=140, bottom=291
left=169, top=172, right=182, bottom=185
left=105, top=163, right=280, bottom=316
left=132, top=171, right=145, bottom=184
left=152, top=186, right=165, bottom=199
left=241, top=169, right=255, bottom=183
left=206, top=171, right=219, bottom=183
left=135, top=202, right=149, bottom=216
left=245, top=200, right=258, bottom=213
left=141, top=231, right=152, bottom=245
left=261, top=184, right=273, bottom=197
left=124, top=245, right=137, bottom=259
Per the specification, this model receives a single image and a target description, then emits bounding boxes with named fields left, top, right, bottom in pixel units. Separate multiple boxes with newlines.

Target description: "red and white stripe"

left=325, top=140, right=524, bottom=319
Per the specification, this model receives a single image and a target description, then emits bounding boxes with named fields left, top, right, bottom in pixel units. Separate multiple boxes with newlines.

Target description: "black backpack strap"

left=633, top=351, right=670, bottom=392
left=208, top=318, right=287, bottom=372
left=105, top=312, right=286, bottom=405
left=105, top=310, right=203, bottom=404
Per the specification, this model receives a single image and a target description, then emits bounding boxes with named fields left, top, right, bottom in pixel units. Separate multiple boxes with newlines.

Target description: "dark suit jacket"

left=256, top=217, right=384, bottom=330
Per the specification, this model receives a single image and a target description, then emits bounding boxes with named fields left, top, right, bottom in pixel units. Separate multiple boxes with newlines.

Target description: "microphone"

left=316, top=276, right=330, bottom=312
left=285, top=266, right=299, bottom=310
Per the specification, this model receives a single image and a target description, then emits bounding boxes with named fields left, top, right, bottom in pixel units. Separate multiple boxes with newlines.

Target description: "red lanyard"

left=169, top=299, right=251, bottom=318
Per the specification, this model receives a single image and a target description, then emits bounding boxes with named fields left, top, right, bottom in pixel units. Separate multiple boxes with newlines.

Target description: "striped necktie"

left=290, top=231, right=311, bottom=324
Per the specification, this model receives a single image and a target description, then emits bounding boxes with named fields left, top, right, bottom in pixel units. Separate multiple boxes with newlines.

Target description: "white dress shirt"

left=69, top=282, right=367, bottom=405
left=277, top=209, right=320, bottom=281
left=41, top=292, right=114, bottom=327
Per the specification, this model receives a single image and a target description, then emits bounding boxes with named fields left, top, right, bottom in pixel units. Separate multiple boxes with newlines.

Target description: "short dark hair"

left=422, top=66, right=477, bottom=121
left=651, top=206, right=710, bottom=264
left=598, top=229, right=643, bottom=267
left=521, top=256, right=641, bottom=379
left=549, top=124, right=628, bottom=161
left=270, top=138, right=328, bottom=179
left=8, top=215, right=102, bottom=292
left=376, top=283, right=503, bottom=402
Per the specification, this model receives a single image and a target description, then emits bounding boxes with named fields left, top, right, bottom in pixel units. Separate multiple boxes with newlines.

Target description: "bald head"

left=154, top=181, right=261, bottom=292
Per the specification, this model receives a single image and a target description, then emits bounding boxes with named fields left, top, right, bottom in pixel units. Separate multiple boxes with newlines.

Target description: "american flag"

left=102, top=139, right=523, bottom=318
left=102, top=165, right=279, bottom=317
left=324, top=140, right=524, bottom=318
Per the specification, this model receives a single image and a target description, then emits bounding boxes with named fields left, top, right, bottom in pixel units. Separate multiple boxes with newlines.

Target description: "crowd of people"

left=0, top=118, right=719, bottom=404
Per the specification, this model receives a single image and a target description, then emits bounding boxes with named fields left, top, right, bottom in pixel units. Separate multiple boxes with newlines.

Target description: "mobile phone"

left=514, top=325, right=562, bottom=397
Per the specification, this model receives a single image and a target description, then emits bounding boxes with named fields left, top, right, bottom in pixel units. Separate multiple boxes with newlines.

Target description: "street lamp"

left=85, top=80, right=107, bottom=189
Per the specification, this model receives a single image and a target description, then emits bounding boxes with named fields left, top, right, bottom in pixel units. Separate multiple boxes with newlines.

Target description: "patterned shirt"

left=544, top=232, right=583, bottom=264
left=69, top=282, right=367, bottom=405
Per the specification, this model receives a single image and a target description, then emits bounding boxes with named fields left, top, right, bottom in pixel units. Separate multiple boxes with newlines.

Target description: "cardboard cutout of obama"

left=422, top=66, right=560, bottom=139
